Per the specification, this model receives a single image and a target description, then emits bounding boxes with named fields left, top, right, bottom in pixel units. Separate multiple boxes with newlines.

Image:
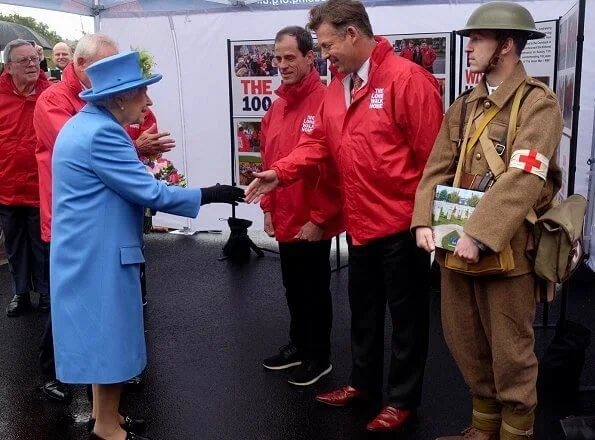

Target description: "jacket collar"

left=466, top=61, right=529, bottom=108
left=0, top=70, right=49, bottom=98
left=275, top=68, right=321, bottom=107
left=62, top=62, right=84, bottom=98
left=333, top=36, right=393, bottom=83
left=81, top=102, right=121, bottom=125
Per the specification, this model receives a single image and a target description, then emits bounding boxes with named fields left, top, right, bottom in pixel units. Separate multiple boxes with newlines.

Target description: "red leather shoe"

left=366, top=406, right=415, bottom=432
left=315, top=385, right=361, bottom=407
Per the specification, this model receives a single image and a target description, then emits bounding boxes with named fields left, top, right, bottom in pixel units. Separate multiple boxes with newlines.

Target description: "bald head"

left=52, top=42, right=72, bottom=70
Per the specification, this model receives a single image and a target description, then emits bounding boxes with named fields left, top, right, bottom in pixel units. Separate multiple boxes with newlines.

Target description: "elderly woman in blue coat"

left=51, top=51, right=243, bottom=440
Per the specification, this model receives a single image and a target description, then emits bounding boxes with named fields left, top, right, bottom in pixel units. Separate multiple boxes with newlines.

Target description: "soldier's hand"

left=454, top=232, right=480, bottom=264
left=264, top=212, right=275, bottom=237
left=295, top=221, right=323, bottom=242
left=415, top=227, right=435, bottom=253
left=245, top=170, right=279, bottom=203
left=134, top=123, right=176, bottom=157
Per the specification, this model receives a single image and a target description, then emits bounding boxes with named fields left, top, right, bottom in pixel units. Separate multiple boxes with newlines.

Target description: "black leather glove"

left=200, top=184, right=244, bottom=206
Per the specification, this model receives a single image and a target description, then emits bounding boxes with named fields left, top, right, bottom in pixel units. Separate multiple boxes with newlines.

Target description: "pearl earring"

left=120, top=106, right=125, bottom=111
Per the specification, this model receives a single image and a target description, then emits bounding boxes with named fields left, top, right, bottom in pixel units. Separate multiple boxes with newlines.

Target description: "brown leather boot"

left=436, top=427, right=500, bottom=440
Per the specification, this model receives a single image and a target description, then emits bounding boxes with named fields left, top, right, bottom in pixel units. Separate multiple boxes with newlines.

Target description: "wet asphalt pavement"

left=0, top=232, right=593, bottom=440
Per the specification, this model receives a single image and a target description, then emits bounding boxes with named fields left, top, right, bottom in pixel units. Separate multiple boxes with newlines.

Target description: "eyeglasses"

left=10, top=56, right=40, bottom=66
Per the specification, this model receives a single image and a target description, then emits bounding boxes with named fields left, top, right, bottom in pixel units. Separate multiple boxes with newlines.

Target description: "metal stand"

left=331, top=235, right=348, bottom=273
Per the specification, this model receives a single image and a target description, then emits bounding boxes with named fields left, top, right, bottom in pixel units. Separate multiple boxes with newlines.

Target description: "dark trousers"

left=0, top=205, right=48, bottom=296
left=279, top=239, right=332, bottom=362
left=347, top=231, right=430, bottom=408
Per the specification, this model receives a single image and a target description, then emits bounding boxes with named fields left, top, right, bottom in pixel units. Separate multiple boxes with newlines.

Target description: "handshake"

left=200, top=184, right=245, bottom=206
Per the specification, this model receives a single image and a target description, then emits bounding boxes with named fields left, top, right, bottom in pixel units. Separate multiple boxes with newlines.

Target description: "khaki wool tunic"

left=412, top=62, right=563, bottom=277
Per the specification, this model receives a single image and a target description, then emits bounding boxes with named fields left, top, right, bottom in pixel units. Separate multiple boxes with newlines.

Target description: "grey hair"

left=3, top=39, right=33, bottom=64
left=74, top=33, right=118, bottom=62
left=95, top=87, right=143, bottom=108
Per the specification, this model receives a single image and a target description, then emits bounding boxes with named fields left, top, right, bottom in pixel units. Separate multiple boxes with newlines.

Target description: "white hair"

left=74, top=33, right=118, bottom=62
left=3, top=39, right=33, bottom=64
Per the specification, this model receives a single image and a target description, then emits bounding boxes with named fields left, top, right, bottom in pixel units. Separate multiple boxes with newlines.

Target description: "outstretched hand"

left=245, top=170, right=279, bottom=203
left=200, top=184, right=245, bottom=206
left=134, top=123, right=176, bottom=157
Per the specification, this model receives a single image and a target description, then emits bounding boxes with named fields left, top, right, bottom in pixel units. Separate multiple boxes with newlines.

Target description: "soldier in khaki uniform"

left=412, top=3, right=563, bottom=440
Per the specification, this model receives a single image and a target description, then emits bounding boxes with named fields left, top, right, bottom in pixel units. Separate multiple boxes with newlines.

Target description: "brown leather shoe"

left=436, top=427, right=500, bottom=440
left=315, top=385, right=361, bottom=406
left=366, top=406, right=415, bottom=432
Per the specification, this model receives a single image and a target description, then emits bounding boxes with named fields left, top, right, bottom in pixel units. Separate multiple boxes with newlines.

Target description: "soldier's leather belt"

left=460, top=172, right=494, bottom=192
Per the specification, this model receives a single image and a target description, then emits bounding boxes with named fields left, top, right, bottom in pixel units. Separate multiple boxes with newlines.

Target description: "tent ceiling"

left=0, top=0, right=562, bottom=16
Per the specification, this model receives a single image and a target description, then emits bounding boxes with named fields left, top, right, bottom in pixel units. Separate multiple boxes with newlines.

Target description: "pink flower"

left=169, top=172, right=180, bottom=184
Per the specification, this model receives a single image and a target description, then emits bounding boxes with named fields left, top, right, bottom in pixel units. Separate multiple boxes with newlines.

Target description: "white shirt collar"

left=342, top=58, right=371, bottom=107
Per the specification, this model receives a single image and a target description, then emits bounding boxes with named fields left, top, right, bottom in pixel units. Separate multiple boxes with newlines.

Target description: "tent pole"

left=168, top=16, right=192, bottom=232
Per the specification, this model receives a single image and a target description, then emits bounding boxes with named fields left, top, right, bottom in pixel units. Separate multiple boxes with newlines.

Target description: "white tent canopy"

left=0, top=0, right=574, bottom=16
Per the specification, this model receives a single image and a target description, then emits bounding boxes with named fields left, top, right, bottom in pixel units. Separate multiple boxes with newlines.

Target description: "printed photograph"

left=563, top=72, right=575, bottom=131
left=392, top=37, right=446, bottom=74
left=432, top=186, right=484, bottom=251
left=566, top=9, right=578, bottom=70
left=558, top=19, right=568, bottom=71
left=235, top=120, right=262, bottom=153
left=238, top=155, right=263, bottom=186
left=234, top=43, right=278, bottom=77
left=313, top=48, right=328, bottom=77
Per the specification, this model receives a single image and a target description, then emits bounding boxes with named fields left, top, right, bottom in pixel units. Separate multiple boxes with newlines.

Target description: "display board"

left=385, top=32, right=452, bottom=110
left=556, top=3, right=580, bottom=198
left=458, top=20, right=557, bottom=93
left=228, top=39, right=332, bottom=188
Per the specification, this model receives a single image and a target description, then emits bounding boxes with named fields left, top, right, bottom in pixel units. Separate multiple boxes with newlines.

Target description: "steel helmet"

left=457, top=2, right=545, bottom=40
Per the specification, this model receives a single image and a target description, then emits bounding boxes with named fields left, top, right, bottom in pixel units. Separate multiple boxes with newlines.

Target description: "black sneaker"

left=263, top=343, right=302, bottom=370
left=287, top=360, right=332, bottom=386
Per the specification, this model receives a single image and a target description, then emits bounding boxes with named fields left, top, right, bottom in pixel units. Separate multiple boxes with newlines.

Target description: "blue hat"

left=80, top=51, right=162, bottom=102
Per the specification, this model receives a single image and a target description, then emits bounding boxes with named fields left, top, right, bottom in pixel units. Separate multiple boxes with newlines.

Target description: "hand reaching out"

left=134, top=123, right=175, bottom=157
left=245, top=170, right=279, bottom=203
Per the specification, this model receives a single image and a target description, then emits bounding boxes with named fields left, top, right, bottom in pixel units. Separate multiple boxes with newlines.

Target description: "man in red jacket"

left=260, top=26, right=343, bottom=387
left=421, top=40, right=437, bottom=73
left=33, top=33, right=173, bottom=404
left=246, top=0, right=443, bottom=432
left=0, top=39, right=50, bottom=318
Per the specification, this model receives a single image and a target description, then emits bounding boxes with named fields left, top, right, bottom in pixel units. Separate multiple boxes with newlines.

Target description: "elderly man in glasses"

left=0, top=39, right=51, bottom=317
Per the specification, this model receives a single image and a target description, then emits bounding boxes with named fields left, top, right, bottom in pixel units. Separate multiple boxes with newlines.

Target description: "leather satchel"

left=445, top=243, right=515, bottom=276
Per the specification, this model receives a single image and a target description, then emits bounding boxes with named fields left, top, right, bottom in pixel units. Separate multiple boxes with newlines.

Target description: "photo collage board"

left=229, top=39, right=331, bottom=187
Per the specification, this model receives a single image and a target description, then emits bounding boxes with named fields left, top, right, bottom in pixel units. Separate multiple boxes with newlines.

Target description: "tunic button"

left=483, top=101, right=492, bottom=109
left=476, top=153, right=482, bottom=160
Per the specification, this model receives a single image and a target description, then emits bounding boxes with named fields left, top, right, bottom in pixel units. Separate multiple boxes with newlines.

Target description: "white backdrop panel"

left=100, top=0, right=574, bottom=232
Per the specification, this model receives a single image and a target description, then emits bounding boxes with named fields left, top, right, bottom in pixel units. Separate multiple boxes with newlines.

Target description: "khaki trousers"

left=440, top=266, right=538, bottom=414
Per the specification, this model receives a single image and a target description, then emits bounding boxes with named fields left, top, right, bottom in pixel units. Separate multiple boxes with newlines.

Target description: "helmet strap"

left=485, top=38, right=507, bottom=74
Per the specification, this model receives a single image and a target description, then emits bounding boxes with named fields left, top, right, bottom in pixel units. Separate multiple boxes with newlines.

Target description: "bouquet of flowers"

left=144, top=157, right=187, bottom=188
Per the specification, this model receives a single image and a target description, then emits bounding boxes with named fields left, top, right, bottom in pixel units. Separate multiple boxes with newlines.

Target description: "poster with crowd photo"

left=557, top=4, right=579, bottom=136
left=459, top=20, right=557, bottom=93
left=556, top=3, right=580, bottom=199
left=229, top=39, right=331, bottom=187
left=387, top=33, right=451, bottom=110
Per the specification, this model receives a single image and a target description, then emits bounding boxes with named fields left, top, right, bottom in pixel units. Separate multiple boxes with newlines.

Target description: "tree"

left=446, top=191, right=460, bottom=204
left=0, top=13, right=64, bottom=47
left=437, top=189, right=449, bottom=201
left=468, top=194, right=481, bottom=208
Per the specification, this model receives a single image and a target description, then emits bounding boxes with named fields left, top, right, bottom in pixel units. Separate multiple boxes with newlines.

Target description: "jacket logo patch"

left=370, top=88, right=384, bottom=109
left=301, top=115, right=315, bottom=133
left=509, top=149, right=549, bottom=180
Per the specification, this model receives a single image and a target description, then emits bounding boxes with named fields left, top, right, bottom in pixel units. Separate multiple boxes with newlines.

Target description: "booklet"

left=432, top=185, right=485, bottom=251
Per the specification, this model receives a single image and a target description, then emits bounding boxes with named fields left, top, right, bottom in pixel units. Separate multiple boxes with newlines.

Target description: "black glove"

left=200, top=184, right=244, bottom=206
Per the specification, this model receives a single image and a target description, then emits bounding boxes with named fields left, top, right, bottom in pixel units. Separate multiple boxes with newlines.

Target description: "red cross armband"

left=509, top=149, right=549, bottom=181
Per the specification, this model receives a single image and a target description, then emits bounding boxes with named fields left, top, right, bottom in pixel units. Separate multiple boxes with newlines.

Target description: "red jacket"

left=399, top=46, right=415, bottom=61
left=260, top=68, right=343, bottom=242
left=34, top=62, right=156, bottom=242
left=272, top=37, right=443, bottom=245
left=34, top=63, right=85, bottom=242
left=421, top=47, right=437, bottom=70
left=0, top=70, right=50, bottom=207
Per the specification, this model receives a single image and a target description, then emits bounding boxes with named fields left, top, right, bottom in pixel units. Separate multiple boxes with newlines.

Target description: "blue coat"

left=50, top=103, right=201, bottom=384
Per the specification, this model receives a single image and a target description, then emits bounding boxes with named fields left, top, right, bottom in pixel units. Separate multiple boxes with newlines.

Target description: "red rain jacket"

left=260, top=68, right=343, bottom=242
left=0, top=70, right=50, bottom=207
left=272, top=37, right=443, bottom=245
